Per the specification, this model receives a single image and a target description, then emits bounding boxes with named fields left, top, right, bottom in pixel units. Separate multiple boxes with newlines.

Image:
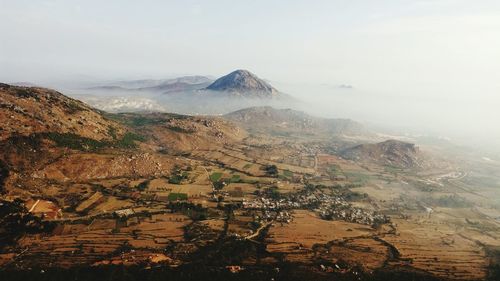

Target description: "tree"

left=264, top=165, right=278, bottom=176
left=213, top=181, right=225, bottom=190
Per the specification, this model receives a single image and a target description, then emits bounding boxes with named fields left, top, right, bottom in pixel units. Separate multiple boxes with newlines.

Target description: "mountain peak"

left=205, top=69, right=280, bottom=98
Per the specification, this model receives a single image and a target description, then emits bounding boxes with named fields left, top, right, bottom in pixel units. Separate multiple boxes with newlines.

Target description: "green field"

left=230, top=174, right=241, bottom=183
left=327, top=164, right=344, bottom=176
left=209, top=172, right=223, bottom=182
left=168, top=193, right=188, bottom=201
left=344, top=171, right=371, bottom=184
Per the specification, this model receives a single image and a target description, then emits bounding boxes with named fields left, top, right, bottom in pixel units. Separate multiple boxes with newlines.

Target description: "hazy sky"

left=1, top=0, right=500, bottom=146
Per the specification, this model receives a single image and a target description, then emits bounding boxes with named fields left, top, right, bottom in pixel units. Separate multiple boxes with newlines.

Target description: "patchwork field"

left=7, top=213, right=190, bottom=268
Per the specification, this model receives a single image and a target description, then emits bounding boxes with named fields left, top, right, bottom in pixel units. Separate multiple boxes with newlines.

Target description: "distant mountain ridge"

left=87, top=76, right=212, bottom=93
left=72, top=70, right=295, bottom=114
left=224, top=106, right=366, bottom=136
left=205, top=70, right=280, bottom=98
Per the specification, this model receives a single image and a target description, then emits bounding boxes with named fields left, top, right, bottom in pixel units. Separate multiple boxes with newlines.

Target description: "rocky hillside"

left=114, top=113, right=247, bottom=152
left=224, top=106, right=366, bottom=136
left=205, top=70, right=280, bottom=98
left=0, top=83, right=125, bottom=141
left=340, top=139, right=421, bottom=168
left=0, top=83, right=248, bottom=197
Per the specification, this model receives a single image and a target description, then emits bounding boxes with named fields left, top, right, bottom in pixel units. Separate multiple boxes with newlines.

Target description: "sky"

left=1, top=0, right=500, bottom=148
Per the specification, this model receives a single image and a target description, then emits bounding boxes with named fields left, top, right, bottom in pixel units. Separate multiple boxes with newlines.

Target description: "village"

left=241, top=184, right=389, bottom=226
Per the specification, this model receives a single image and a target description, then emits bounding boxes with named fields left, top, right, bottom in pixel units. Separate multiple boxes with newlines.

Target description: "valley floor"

left=1, top=110, right=499, bottom=281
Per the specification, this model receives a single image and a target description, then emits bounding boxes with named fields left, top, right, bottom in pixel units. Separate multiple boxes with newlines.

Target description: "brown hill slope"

left=113, top=113, right=247, bottom=153
left=0, top=83, right=125, bottom=141
left=340, top=139, right=421, bottom=168
left=0, top=84, right=247, bottom=194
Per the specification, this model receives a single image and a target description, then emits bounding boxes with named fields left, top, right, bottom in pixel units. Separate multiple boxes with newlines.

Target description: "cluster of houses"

left=256, top=209, right=293, bottom=223
left=242, top=187, right=389, bottom=226
left=242, top=197, right=301, bottom=210
left=318, top=205, right=389, bottom=226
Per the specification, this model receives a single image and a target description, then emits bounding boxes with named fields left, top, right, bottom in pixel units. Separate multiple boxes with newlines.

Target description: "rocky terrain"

left=0, top=84, right=125, bottom=141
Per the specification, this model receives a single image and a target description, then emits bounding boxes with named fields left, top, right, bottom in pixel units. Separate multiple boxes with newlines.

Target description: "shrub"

left=0, top=161, right=9, bottom=193
left=213, top=181, right=225, bottom=190
left=115, top=132, right=145, bottom=149
left=45, top=132, right=106, bottom=151
left=136, top=180, right=149, bottom=191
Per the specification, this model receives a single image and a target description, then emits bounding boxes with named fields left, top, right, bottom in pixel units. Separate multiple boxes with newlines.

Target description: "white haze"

left=273, top=81, right=500, bottom=152
left=0, top=0, right=499, bottom=152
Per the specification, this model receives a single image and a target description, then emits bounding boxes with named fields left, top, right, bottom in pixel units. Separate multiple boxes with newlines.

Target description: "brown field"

left=266, top=210, right=383, bottom=265
left=268, top=211, right=375, bottom=249
left=226, top=183, right=258, bottom=194
left=193, top=149, right=316, bottom=177
left=383, top=218, right=488, bottom=280
left=227, top=215, right=254, bottom=237
left=325, top=237, right=390, bottom=271
left=200, top=218, right=225, bottom=232
left=94, top=178, right=128, bottom=188
left=76, top=192, right=104, bottom=213
left=351, top=181, right=412, bottom=203
left=275, top=182, right=304, bottom=193
left=146, top=177, right=213, bottom=198
left=88, top=196, right=134, bottom=215
left=169, top=184, right=213, bottom=197
left=192, top=150, right=267, bottom=176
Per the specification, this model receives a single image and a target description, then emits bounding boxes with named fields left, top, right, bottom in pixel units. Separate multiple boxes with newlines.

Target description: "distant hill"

left=140, top=81, right=212, bottom=93
left=9, top=82, right=40, bottom=87
left=340, top=139, right=421, bottom=168
left=87, top=76, right=212, bottom=93
left=224, top=106, right=366, bottom=136
left=75, top=72, right=297, bottom=114
left=205, top=70, right=280, bottom=98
